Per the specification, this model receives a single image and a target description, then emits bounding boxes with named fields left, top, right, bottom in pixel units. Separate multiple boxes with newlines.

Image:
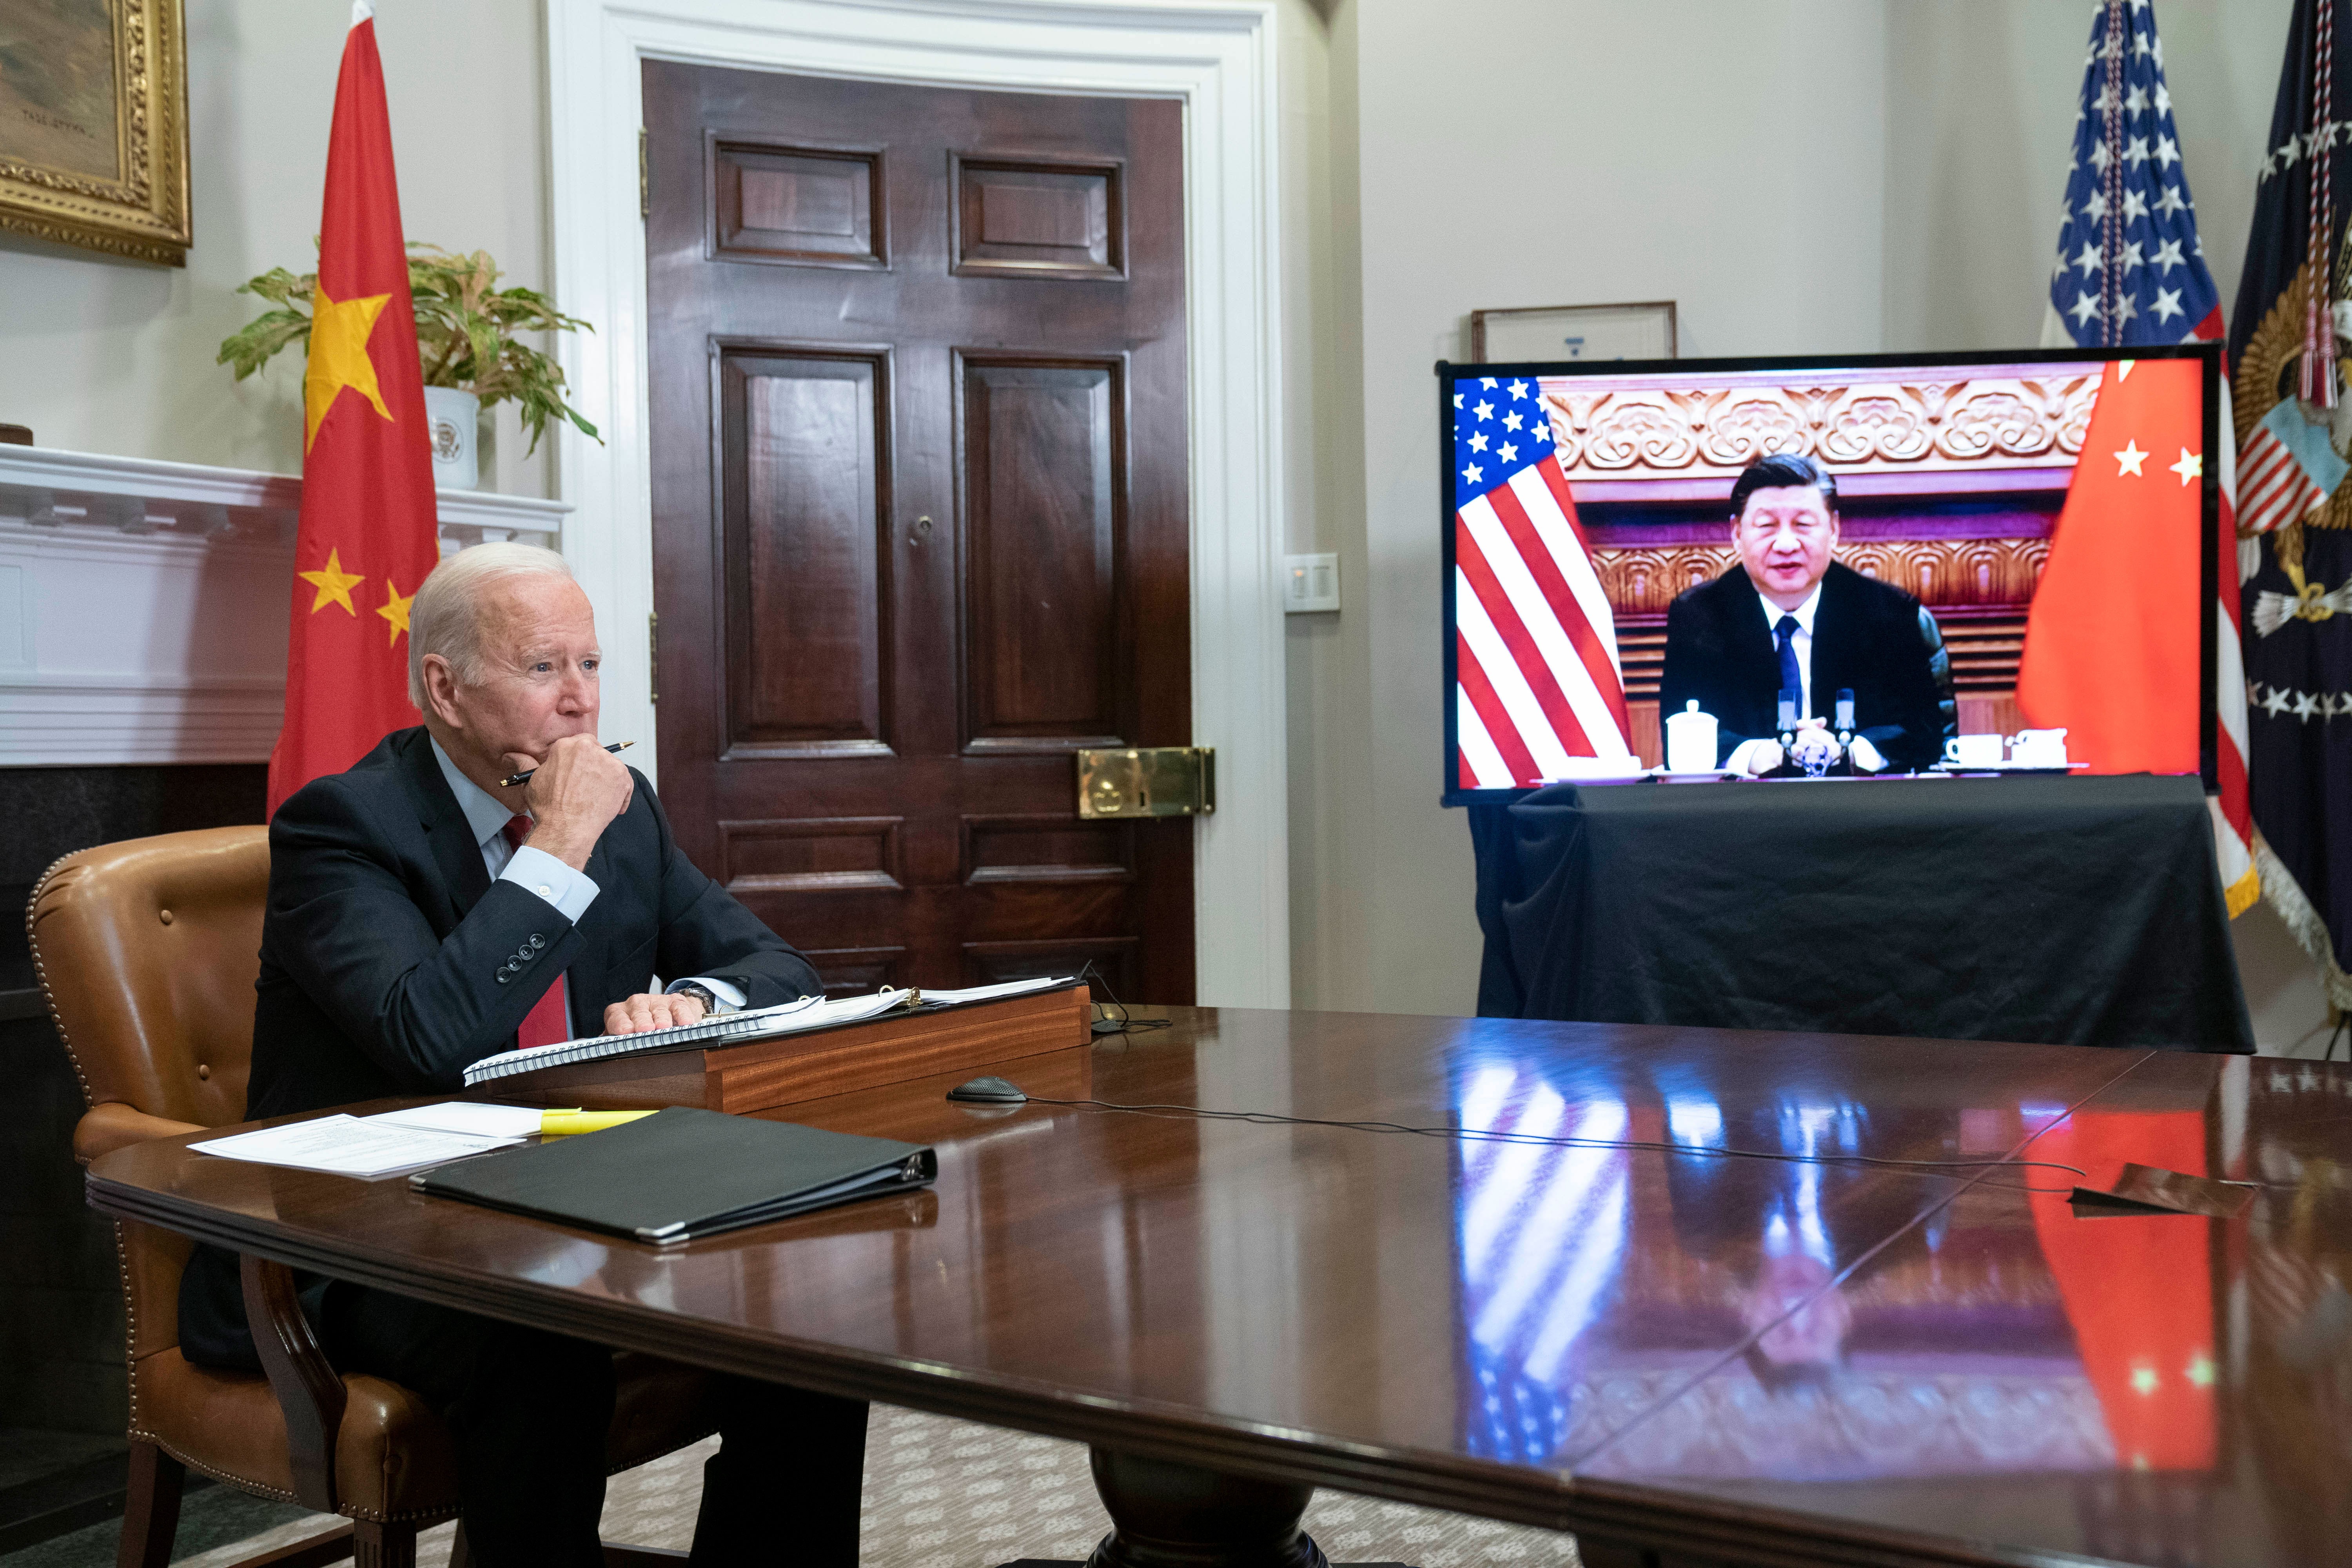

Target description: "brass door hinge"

left=639, top=127, right=650, bottom=218
left=648, top=610, right=659, bottom=703
left=1076, top=748, right=1215, bottom=818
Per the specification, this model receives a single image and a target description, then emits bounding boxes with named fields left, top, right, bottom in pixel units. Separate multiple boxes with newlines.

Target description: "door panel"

left=719, top=347, right=891, bottom=755
left=960, top=356, right=1122, bottom=750
left=951, top=153, right=1123, bottom=278
left=710, top=140, right=887, bottom=269
left=644, top=63, right=1192, bottom=1002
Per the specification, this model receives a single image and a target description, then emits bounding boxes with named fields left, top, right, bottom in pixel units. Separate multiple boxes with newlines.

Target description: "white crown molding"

left=0, top=445, right=575, bottom=766
left=543, top=0, right=1289, bottom=1009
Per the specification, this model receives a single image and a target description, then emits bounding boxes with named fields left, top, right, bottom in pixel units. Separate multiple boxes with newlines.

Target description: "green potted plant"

left=218, top=243, right=600, bottom=490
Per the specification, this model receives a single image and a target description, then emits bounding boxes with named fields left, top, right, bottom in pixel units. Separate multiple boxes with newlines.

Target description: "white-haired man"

left=176, top=543, right=864, bottom=1567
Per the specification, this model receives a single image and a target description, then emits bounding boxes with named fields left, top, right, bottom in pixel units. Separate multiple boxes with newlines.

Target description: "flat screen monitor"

left=1439, top=346, right=2221, bottom=805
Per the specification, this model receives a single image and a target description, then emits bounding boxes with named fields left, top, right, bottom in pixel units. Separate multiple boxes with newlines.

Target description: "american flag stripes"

left=2234, top=396, right=2345, bottom=537
left=1452, top=376, right=1632, bottom=789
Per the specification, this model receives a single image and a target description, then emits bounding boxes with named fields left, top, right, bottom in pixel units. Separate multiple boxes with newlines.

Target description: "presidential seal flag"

left=2230, top=0, right=2352, bottom=1008
left=1450, top=376, right=1632, bottom=786
left=266, top=1, right=442, bottom=814
left=2038, top=0, right=2254, bottom=916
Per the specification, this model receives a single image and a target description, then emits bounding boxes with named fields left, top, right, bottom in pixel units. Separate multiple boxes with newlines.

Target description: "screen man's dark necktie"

left=1774, top=614, right=1803, bottom=711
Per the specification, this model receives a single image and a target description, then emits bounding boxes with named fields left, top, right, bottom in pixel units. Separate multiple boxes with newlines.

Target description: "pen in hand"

left=501, top=740, right=633, bottom=788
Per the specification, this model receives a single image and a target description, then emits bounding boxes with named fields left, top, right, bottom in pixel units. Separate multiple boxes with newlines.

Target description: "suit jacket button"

left=497, top=973, right=512, bottom=985
left=530, top=935, right=546, bottom=949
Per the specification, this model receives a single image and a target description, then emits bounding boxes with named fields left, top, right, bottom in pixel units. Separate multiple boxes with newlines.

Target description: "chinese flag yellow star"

left=376, top=576, right=414, bottom=646
left=298, top=546, right=365, bottom=615
left=304, top=286, right=396, bottom=452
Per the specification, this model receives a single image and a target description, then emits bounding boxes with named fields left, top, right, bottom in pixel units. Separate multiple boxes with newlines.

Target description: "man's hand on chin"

left=510, top=735, right=635, bottom=871
left=605, top=991, right=707, bottom=1035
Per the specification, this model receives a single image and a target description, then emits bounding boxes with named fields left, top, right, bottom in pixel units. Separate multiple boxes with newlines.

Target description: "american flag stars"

left=2049, top=0, right=2222, bottom=347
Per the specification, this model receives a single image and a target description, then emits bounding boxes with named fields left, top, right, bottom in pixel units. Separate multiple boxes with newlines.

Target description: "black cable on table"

left=1020, top=1095, right=2096, bottom=1194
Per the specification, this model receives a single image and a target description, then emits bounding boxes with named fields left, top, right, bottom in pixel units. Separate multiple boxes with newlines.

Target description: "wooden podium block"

left=484, top=983, right=1094, bottom=1114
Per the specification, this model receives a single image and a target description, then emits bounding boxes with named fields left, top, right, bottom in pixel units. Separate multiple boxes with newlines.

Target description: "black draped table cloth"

left=1470, top=773, right=2254, bottom=1051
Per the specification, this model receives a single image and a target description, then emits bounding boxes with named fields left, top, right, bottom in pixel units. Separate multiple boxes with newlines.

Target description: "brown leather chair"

left=29, top=827, right=720, bottom=1568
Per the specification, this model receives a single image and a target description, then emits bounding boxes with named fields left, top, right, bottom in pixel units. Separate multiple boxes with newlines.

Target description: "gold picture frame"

left=0, top=0, right=191, bottom=267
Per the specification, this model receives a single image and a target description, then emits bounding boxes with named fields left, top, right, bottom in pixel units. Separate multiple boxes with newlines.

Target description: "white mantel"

left=0, top=446, right=572, bottom=766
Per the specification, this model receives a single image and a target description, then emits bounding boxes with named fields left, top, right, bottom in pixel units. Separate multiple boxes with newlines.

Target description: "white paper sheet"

left=363, top=1102, right=546, bottom=1139
left=191, top=1114, right=523, bottom=1178
left=918, top=975, right=1076, bottom=1005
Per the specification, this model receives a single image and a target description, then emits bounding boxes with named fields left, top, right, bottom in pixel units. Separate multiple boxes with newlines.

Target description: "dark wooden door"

left=643, top=63, right=1192, bottom=1002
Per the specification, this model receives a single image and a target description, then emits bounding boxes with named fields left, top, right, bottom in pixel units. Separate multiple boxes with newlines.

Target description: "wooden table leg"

left=1080, top=1447, right=1330, bottom=1568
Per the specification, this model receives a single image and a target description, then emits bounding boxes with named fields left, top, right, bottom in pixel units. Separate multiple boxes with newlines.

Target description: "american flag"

left=1452, top=376, right=1631, bottom=788
left=2045, top=0, right=2225, bottom=348
left=2043, top=0, right=2252, bottom=913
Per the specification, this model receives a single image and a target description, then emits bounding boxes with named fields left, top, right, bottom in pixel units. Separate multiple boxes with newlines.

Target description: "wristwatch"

left=671, top=981, right=735, bottom=1018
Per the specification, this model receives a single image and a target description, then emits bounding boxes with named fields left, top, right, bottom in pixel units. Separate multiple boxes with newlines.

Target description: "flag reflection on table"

left=1454, top=1063, right=1631, bottom=1463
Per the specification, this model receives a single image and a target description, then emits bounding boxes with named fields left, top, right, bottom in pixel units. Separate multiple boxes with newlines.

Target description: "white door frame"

left=543, top=0, right=1289, bottom=1008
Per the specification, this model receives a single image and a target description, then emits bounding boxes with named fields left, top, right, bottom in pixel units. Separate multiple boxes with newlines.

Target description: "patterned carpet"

left=162, top=1405, right=1579, bottom=1568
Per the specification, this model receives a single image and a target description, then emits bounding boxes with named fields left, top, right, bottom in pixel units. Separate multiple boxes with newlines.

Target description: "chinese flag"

left=2016, top=358, right=2205, bottom=775
left=267, top=1, right=440, bottom=815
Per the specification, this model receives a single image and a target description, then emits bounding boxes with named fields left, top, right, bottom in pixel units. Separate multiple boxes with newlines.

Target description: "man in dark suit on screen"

left=1660, top=453, right=1949, bottom=774
left=177, top=543, right=864, bottom=1568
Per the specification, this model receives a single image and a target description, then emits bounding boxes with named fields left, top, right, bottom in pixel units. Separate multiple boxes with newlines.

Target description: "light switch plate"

left=1284, top=552, right=1340, bottom=614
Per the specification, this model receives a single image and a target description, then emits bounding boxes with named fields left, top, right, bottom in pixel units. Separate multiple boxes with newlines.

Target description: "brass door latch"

left=1076, top=748, right=1216, bottom=819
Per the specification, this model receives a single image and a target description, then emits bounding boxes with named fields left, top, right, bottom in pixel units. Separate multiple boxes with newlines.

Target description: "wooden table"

left=85, top=1009, right=2352, bottom=1568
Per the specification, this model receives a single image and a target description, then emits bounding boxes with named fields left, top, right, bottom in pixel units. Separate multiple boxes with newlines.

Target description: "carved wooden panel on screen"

left=644, top=64, right=1192, bottom=1002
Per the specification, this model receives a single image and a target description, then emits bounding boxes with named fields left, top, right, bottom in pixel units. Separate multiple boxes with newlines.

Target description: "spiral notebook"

left=460, top=975, right=1074, bottom=1088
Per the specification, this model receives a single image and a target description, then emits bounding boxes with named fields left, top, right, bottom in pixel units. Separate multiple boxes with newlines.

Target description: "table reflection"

left=1452, top=1053, right=2130, bottom=1480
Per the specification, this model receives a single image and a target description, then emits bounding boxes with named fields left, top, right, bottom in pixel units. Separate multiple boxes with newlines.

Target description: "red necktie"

left=502, top=815, right=572, bottom=1049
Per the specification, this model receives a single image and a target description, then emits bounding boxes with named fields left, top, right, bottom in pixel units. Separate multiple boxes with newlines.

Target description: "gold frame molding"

left=0, top=0, right=191, bottom=267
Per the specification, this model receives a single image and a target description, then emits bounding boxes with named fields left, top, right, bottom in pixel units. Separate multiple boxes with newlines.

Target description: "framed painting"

left=1469, top=300, right=1677, bottom=363
left=0, top=0, right=190, bottom=266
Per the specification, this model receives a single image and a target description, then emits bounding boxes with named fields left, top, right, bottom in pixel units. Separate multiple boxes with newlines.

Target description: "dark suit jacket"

left=180, top=725, right=822, bottom=1364
left=1658, top=561, right=1949, bottom=773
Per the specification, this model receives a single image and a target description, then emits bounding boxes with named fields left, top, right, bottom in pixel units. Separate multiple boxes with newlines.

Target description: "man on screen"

left=1660, top=453, right=1949, bottom=774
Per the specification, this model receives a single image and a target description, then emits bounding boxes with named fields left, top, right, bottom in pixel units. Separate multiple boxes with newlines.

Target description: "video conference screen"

left=1439, top=346, right=2220, bottom=804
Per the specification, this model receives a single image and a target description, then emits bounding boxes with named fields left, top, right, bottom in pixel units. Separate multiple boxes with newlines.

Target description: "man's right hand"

left=510, top=735, right=633, bottom=871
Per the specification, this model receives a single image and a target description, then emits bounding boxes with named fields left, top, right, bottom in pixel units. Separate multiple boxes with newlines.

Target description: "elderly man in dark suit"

left=177, top=543, right=864, bottom=1568
left=1660, top=453, right=1950, bottom=775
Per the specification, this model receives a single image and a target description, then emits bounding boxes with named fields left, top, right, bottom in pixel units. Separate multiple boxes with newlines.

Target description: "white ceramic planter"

left=422, top=386, right=481, bottom=490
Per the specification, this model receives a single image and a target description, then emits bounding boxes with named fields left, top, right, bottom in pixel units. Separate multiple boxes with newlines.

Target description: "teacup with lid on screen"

left=2008, top=728, right=2069, bottom=768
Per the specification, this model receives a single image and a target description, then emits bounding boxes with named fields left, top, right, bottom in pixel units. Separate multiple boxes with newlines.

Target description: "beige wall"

left=1291, top=0, right=1892, bottom=1016
left=1883, top=0, right=2294, bottom=352
left=0, top=0, right=554, bottom=495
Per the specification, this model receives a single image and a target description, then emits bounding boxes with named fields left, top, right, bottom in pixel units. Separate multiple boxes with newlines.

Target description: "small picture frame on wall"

left=1469, top=300, right=1677, bottom=364
left=0, top=0, right=191, bottom=266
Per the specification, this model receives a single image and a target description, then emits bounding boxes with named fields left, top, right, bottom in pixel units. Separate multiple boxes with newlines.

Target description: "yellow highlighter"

left=540, top=1108, right=657, bottom=1137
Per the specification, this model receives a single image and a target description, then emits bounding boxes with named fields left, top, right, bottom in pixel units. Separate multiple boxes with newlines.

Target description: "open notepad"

left=460, top=974, right=1076, bottom=1088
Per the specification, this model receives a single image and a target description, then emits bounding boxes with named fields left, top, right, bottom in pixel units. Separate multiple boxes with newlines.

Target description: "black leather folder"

left=411, top=1106, right=937, bottom=1244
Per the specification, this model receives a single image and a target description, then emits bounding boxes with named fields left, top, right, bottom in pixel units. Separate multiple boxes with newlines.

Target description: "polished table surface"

left=86, top=1009, right=2352, bottom=1568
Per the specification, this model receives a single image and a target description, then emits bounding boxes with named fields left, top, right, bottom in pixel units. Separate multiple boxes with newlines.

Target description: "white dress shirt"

left=429, top=738, right=744, bottom=1033
left=1722, top=585, right=1886, bottom=773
